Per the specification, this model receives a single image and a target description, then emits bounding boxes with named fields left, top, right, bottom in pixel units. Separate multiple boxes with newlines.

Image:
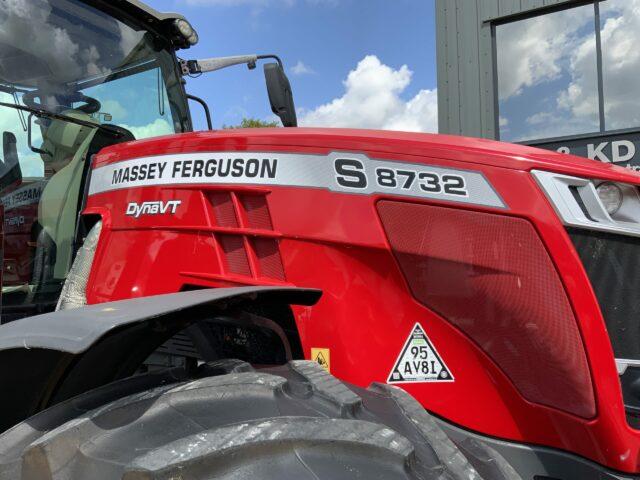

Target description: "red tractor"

left=0, top=1, right=638, bottom=479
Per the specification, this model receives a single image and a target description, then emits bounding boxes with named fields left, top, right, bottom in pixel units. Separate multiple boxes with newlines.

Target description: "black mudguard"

left=0, top=287, right=320, bottom=433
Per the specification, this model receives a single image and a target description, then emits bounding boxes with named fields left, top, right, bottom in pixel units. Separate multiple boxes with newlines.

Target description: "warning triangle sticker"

left=387, top=323, right=454, bottom=383
left=315, top=351, right=328, bottom=369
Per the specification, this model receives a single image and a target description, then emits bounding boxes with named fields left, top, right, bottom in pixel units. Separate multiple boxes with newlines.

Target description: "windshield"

left=0, top=0, right=190, bottom=320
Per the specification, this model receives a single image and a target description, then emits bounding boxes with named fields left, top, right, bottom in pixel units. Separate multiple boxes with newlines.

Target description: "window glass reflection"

left=496, top=5, right=599, bottom=141
left=600, top=0, right=640, bottom=131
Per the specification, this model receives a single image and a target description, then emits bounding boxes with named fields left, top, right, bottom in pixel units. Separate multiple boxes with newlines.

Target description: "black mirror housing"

left=264, top=62, right=297, bottom=127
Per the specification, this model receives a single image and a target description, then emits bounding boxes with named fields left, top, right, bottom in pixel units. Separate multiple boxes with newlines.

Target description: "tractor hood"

left=91, top=128, right=640, bottom=186
left=0, top=287, right=320, bottom=433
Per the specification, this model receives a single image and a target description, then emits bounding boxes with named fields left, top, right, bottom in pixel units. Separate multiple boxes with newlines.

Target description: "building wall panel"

left=458, top=0, right=482, bottom=136
left=498, top=0, right=522, bottom=17
left=478, top=0, right=499, bottom=139
left=521, top=0, right=545, bottom=10
left=435, top=0, right=451, bottom=134
left=444, top=0, right=461, bottom=134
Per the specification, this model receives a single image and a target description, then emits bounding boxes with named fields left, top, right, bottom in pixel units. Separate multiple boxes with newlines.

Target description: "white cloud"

left=291, top=61, right=315, bottom=76
left=526, top=111, right=554, bottom=126
left=100, top=100, right=127, bottom=122
left=299, top=55, right=437, bottom=133
left=497, top=7, right=592, bottom=101
left=123, top=119, right=173, bottom=140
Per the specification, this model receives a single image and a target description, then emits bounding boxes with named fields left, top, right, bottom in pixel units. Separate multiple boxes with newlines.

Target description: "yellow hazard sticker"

left=311, top=348, right=330, bottom=372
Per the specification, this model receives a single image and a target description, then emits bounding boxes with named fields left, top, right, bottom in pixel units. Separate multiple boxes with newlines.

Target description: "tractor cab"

left=0, top=0, right=193, bottom=320
left=0, top=0, right=296, bottom=321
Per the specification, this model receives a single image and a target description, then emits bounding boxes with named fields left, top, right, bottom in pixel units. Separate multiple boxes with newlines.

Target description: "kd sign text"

left=557, top=140, right=635, bottom=163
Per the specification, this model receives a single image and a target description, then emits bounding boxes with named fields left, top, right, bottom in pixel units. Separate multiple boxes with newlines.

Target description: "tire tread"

left=0, top=360, right=499, bottom=480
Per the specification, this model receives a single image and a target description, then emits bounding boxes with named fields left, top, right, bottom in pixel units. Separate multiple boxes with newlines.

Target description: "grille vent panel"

left=203, top=191, right=285, bottom=282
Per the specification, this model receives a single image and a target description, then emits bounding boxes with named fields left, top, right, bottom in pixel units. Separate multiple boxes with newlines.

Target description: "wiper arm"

left=0, top=101, right=124, bottom=138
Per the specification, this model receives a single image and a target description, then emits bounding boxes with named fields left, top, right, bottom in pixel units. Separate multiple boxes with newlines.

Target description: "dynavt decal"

left=88, top=151, right=505, bottom=208
left=126, top=200, right=181, bottom=218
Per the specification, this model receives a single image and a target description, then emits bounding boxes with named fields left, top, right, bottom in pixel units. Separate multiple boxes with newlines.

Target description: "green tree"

left=222, top=117, right=279, bottom=129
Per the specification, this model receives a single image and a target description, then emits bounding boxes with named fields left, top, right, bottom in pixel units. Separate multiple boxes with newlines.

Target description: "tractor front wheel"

left=0, top=360, right=518, bottom=479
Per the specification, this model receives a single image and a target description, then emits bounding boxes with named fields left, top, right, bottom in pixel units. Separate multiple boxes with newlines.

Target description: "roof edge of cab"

left=118, top=0, right=187, bottom=23
left=81, top=0, right=195, bottom=49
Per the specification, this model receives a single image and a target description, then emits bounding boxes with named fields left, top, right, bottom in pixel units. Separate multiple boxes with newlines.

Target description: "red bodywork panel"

left=85, top=128, right=640, bottom=473
left=1, top=180, right=44, bottom=285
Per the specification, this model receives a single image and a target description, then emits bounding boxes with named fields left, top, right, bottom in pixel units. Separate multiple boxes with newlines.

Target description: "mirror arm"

left=179, top=54, right=296, bottom=128
left=186, top=94, right=213, bottom=130
left=181, top=55, right=259, bottom=75
left=181, top=54, right=284, bottom=76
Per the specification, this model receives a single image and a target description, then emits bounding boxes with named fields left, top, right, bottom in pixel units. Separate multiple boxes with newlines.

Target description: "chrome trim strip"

left=616, top=359, right=640, bottom=375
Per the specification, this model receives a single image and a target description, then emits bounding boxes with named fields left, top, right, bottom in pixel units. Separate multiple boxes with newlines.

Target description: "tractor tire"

left=0, top=360, right=519, bottom=480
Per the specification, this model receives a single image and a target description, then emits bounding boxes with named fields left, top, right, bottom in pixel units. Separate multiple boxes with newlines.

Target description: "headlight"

left=174, top=19, right=194, bottom=38
left=532, top=170, right=640, bottom=237
left=596, top=182, right=623, bottom=215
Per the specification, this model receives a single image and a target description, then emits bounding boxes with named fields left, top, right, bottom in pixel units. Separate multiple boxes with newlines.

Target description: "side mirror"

left=264, top=62, right=297, bottom=127
left=0, top=132, right=21, bottom=189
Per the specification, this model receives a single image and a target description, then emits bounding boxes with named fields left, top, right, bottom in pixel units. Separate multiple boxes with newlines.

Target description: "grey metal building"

left=436, top=0, right=640, bottom=168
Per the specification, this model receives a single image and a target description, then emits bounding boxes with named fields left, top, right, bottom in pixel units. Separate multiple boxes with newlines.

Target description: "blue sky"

left=146, top=0, right=437, bottom=131
left=0, top=0, right=435, bottom=179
